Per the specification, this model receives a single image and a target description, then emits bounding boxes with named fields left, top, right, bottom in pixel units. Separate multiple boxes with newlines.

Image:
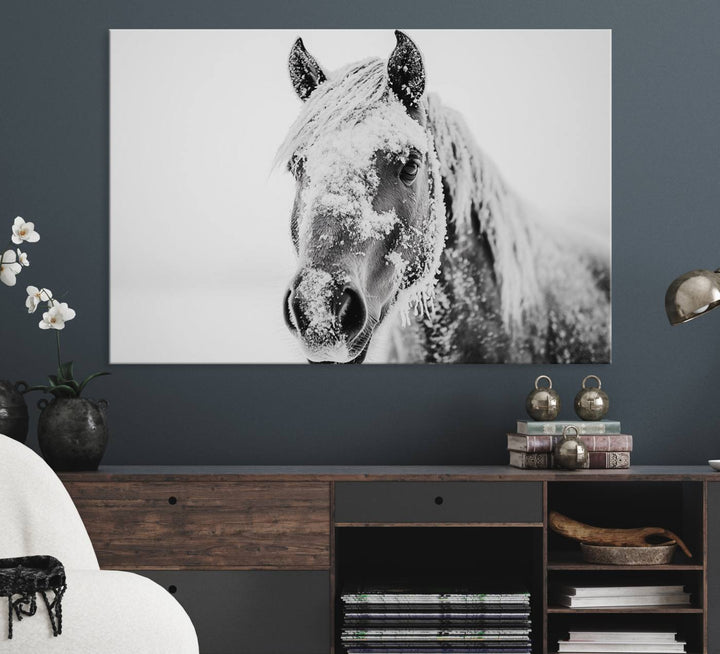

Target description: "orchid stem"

left=56, top=330, right=62, bottom=370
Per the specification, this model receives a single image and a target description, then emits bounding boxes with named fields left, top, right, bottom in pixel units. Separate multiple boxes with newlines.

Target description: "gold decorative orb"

left=525, top=375, right=561, bottom=421
left=554, top=426, right=589, bottom=470
left=574, top=374, right=609, bottom=421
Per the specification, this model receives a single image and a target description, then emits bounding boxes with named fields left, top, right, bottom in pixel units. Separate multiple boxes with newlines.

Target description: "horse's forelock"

left=276, top=58, right=390, bottom=167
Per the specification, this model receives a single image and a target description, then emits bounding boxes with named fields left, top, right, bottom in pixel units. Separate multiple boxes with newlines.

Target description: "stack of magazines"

left=552, top=584, right=690, bottom=608
left=557, top=631, right=686, bottom=653
left=340, top=586, right=532, bottom=653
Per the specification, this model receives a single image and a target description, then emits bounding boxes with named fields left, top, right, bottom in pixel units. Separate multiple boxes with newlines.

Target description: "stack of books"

left=507, top=420, right=632, bottom=469
left=557, top=631, right=686, bottom=653
left=340, top=586, right=532, bottom=653
left=551, top=584, right=691, bottom=609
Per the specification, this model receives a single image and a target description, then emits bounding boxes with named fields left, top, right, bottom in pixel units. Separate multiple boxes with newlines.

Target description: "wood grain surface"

left=64, top=480, right=331, bottom=570
left=59, top=465, right=720, bottom=483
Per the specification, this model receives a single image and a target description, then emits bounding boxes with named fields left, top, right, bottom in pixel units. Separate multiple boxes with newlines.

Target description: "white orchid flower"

left=26, top=286, right=53, bottom=313
left=0, top=249, right=22, bottom=286
left=39, top=301, right=76, bottom=330
left=11, top=216, right=40, bottom=245
left=16, top=249, right=29, bottom=266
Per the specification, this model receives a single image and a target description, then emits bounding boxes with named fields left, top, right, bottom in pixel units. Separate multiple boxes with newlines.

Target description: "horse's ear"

left=387, top=30, right=425, bottom=110
left=289, top=37, right=327, bottom=101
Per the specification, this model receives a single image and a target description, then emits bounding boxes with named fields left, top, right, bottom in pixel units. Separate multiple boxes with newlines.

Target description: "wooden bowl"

left=580, top=542, right=677, bottom=565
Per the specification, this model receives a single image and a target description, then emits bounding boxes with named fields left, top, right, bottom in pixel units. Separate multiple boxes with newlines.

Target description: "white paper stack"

left=557, top=631, right=686, bottom=653
left=552, top=584, right=691, bottom=609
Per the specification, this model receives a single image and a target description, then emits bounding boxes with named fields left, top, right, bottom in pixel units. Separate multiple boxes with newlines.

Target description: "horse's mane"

left=427, top=96, right=611, bottom=360
left=426, top=95, right=543, bottom=334
left=276, top=58, right=390, bottom=167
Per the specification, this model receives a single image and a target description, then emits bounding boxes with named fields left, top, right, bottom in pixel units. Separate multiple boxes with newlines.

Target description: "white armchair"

left=0, top=434, right=199, bottom=653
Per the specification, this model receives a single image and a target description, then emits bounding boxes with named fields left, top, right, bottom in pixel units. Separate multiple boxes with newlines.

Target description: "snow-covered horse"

left=279, top=31, right=610, bottom=363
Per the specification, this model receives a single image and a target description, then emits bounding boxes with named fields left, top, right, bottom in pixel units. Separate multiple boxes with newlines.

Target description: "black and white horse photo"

left=109, top=30, right=610, bottom=364
left=280, top=31, right=611, bottom=364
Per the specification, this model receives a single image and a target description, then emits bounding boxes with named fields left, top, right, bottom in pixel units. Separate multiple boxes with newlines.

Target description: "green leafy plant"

left=27, top=359, right=110, bottom=399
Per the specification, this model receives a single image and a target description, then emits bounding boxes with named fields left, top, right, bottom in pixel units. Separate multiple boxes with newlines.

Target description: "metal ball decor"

left=574, top=374, right=609, bottom=421
left=525, top=375, right=561, bottom=421
left=554, top=425, right=589, bottom=470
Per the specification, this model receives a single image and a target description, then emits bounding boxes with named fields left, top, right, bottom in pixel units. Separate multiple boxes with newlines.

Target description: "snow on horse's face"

left=282, top=32, right=443, bottom=363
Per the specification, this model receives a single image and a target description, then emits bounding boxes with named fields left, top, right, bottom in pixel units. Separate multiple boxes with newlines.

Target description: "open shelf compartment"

left=334, top=526, right=543, bottom=654
left=545, top=480, right=706, bottom=654
left=547, top=481, right=704, bottom=564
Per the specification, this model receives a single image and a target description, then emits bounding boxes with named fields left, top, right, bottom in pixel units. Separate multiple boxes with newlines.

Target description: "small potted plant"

left=1, top=216, right=110, bottom=470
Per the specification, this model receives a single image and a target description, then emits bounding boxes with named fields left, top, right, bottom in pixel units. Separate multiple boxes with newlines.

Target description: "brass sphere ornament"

left=574, top=375, right=609, bottom=421
left=525, top=375, right=561, bottom=421
left=554, top=426, right=589, bottom=470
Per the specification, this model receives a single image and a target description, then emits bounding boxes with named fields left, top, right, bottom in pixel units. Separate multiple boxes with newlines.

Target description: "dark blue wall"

left=1, top=1, right=719, bottom=465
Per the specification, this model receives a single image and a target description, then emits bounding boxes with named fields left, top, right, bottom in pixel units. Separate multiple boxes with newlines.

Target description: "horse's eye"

left=400, top=159, right=420, bottom=184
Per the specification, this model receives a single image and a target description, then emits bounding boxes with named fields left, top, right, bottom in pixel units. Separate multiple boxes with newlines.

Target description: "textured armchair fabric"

left=0, top=435, right=98, bottom=569
left=0, top=435, right=199, bottom=653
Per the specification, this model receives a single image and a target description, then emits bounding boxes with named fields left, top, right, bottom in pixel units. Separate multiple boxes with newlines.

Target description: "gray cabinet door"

left=136, top=570, right=330, bottom=654
left=709, top=483, right=720, bottom=654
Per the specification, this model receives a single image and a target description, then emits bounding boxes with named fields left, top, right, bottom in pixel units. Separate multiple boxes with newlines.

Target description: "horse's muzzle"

left=284, top=268, right=369, bottom=362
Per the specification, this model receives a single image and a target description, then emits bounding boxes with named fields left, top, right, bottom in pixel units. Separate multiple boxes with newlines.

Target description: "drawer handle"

left=168, top=585, right=177, bottom=594
left=168, top=496, right=178, bottom=505
left=434, top=496, right=444, bottom=505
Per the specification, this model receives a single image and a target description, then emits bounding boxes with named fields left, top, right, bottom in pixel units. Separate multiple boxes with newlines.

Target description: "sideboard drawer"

left=65, top=481, right=330, bottom=569
left=334, top=481, right=542, bottom=524
left=137, top=570, right=330, bottom=654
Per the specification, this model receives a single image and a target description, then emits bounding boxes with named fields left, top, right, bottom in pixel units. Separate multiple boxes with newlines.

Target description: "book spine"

left=509, top=451, right=550, bottom=469
left=558, top=592, right=688, bottom=607
left=517, top=421, right=621, bottom=435
left=507, top=434, right=554, bottom=453
left=510, top=451, right=630, bottom=469
left=557, top=585, right=684, bottom=597
left=580, top=452, right=631, bottom=469
left=507, top=434, right=633, bottom=453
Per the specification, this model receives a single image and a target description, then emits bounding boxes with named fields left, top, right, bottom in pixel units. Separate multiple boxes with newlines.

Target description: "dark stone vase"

left=37, top=397, right=109, bottom=471
left=0, top=380, right=29, bottom=443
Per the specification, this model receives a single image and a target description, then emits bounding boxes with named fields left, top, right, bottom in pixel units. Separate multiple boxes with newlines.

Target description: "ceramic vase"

left=0, top=380, right=29, bottom=443
left=37, top=397, right=109, bottom=471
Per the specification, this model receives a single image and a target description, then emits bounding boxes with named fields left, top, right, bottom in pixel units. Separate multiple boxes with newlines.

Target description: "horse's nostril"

left=285, top=276, right=367, bottom=347
left=337, top=286, right=367, bottom=341
left=283, top=289, right=297, bottom=331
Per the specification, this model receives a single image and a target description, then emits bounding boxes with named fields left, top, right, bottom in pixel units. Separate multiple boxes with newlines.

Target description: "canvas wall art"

left=110, top=29, right=611, bottom=364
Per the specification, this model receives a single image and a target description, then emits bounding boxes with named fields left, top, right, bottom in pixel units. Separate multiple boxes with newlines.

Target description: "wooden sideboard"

left=60, top=466, right=720, bottom=654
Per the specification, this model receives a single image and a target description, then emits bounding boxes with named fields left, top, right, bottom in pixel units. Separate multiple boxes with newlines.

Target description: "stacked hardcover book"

left=551, top=584, right=691, bottom=609
left=507, top=420, right=632, bottom=469
left=557, top=631, right=687, bottom=653
left=340, top=587, right=532, bottom=653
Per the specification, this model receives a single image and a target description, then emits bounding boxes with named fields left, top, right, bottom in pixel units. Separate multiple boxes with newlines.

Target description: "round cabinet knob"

left=554, top=426, right=589, bottom=470
left=574, top=375, right=609, bottom=421
left=526, top=375, right=561, bottom=421
left=434, top=496, right=444, bottom=505
left=168, top=496, right=178, bottom=505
